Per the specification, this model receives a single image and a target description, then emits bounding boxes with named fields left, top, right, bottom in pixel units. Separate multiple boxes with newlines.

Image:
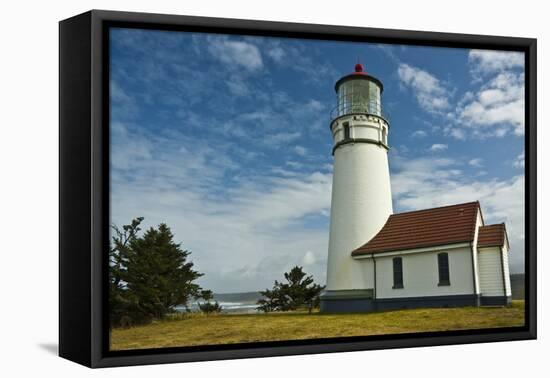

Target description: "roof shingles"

left=352, top=202, right=480, bottom=256
left=477, top=223, right=507, bottom=248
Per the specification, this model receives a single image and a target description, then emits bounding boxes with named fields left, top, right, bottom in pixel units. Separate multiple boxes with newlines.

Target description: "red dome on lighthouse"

left=334, top=62, right=383, bottom=93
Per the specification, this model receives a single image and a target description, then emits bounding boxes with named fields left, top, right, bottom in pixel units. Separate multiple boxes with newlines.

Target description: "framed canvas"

left=59, top=9, right=537, bottom=368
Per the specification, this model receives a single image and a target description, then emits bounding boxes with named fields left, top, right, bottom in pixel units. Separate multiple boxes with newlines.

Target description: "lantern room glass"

left=336, top=79, right=381, bottom=118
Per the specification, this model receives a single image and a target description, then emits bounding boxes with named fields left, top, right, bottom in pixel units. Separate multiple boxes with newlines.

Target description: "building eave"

left=352, top=241, right=471, bottom=259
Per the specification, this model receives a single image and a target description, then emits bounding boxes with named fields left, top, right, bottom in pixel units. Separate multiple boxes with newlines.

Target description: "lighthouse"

left=321, top=63, right=393, bottom=311
left=319, top=64, right=512, bottom=314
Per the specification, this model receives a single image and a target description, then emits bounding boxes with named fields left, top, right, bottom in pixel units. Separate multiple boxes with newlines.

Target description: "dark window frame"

left=392, top=257, right=403, bottom=289
left=343, top=122, right=350, bottom=140
left=438, top=252, right=451, bottom=286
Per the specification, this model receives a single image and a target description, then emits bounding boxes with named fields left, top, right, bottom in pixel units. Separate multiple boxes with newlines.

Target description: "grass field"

left=110, top=301, right=525, bottom=351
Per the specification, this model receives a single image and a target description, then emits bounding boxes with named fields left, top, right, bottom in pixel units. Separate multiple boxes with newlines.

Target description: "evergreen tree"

left=257, top=266, right=325, bottom=313
left=257, top=280, right=288, bottom=312
left=109, top=218, right=205, bottom=327
left=123, top=223, right=203, bottom=321
left=109, top=217, right=143, bottom=327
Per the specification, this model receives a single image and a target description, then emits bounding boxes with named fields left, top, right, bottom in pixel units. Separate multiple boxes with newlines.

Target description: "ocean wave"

left=175, top=301, right=260, bottom=313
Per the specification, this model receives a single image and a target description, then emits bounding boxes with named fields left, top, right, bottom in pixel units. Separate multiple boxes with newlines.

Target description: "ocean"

left=176, top=301, right=260, bottom=314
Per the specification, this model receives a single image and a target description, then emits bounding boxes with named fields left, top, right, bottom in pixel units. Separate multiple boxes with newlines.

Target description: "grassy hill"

left=111, top=300, right=525, bottom=351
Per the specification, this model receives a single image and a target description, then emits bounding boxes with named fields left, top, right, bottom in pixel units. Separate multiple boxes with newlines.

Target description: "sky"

left=109, top=27, right=525, bottom=293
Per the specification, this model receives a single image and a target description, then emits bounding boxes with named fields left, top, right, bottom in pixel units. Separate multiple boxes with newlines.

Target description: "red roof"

left=478, top=223, right=507, bottom=248
left=352, top=202, right=481, bottom=256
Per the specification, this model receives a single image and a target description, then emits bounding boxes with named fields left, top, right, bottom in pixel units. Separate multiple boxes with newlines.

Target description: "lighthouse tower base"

left=320, top=289, right=376, bottom=313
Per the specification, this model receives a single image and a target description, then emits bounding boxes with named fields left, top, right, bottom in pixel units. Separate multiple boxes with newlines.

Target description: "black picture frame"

left=59, top=9, right=537, bottom=368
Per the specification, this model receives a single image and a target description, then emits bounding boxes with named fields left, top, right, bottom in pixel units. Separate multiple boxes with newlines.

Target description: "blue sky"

left=110, top=28, right=525, bottom=293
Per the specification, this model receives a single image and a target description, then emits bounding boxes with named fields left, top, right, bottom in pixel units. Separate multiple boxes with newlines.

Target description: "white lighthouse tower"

left=321, top=63, right=393, bottom=311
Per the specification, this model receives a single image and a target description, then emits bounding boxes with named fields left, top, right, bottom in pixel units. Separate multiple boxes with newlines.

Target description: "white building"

left=320, top=64, right=512, bottom=313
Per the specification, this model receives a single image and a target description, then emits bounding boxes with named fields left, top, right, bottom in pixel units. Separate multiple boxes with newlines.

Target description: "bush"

left=257, top=266, right=325, bottom=313
left=198, top=289, right=223, bottom=315
left=198, top=301, right=223, bottom=315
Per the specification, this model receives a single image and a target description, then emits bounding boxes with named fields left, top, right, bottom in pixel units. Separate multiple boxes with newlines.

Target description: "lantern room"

left=329, top=64, right=389, bottom=153
left=332, top=63, right=384, bottom=120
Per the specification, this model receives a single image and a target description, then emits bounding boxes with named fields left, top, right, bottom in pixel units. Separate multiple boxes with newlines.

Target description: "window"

left=368, top=82, right=381, bottom=115
left=393, top=257, right=403, bottom=289
left=438, top=253, right=450, bottom=286
left=382, top=127, right=387, bottom=145
left=343, top=122, right=350, bottom=140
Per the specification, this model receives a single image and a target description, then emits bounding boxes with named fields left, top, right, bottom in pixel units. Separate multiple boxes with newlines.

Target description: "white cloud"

left=303, top=99, right=324, bottom=112
left=457, top=72, right=525, bottom=137
left=110, top=81, right=139, bottom=120
left=399, top=50, right=525, bottom=140
left=373, top=44, right=400, bottom=63
left=397, top=63, right=451, bottom=113
left=207, top=36, right=263, bottom=71
left=391, top=154, right=524, bottom=273
left=110, top=122, right=153, bottom=170
left=267, top=46, right=286, bottom=63
left=271, top=167, right=300, bottom=178
left=227, top=96, right=325, bottom=138
left=450, top=51, right=526, bottom=139
left=429, top=143, right=448, bottom=152
left=468, top=50, right=524, bottom=75
left=321, top=163, right=333, bottom=172
left=294, top=146, right=308, bottom=156
left=513, top=151, right=525, bottom=168
left=261, top=40, right=338, bottom=85
left=286, top=161, right=303, bottom=169
left=265, top=131, right=301, bottom=146
left=448, top=127, right=466, bottom=140
left=214, top=251, right=327, bottom=293
left=111, top=123, right=332, bottom=292
left=468, top=158, right=483, bottom=167
left=302, top=251, right=317, bottom=266
left=411, top=130, right=427, bottom=138
left=225, top=75, right=250, bottom=96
